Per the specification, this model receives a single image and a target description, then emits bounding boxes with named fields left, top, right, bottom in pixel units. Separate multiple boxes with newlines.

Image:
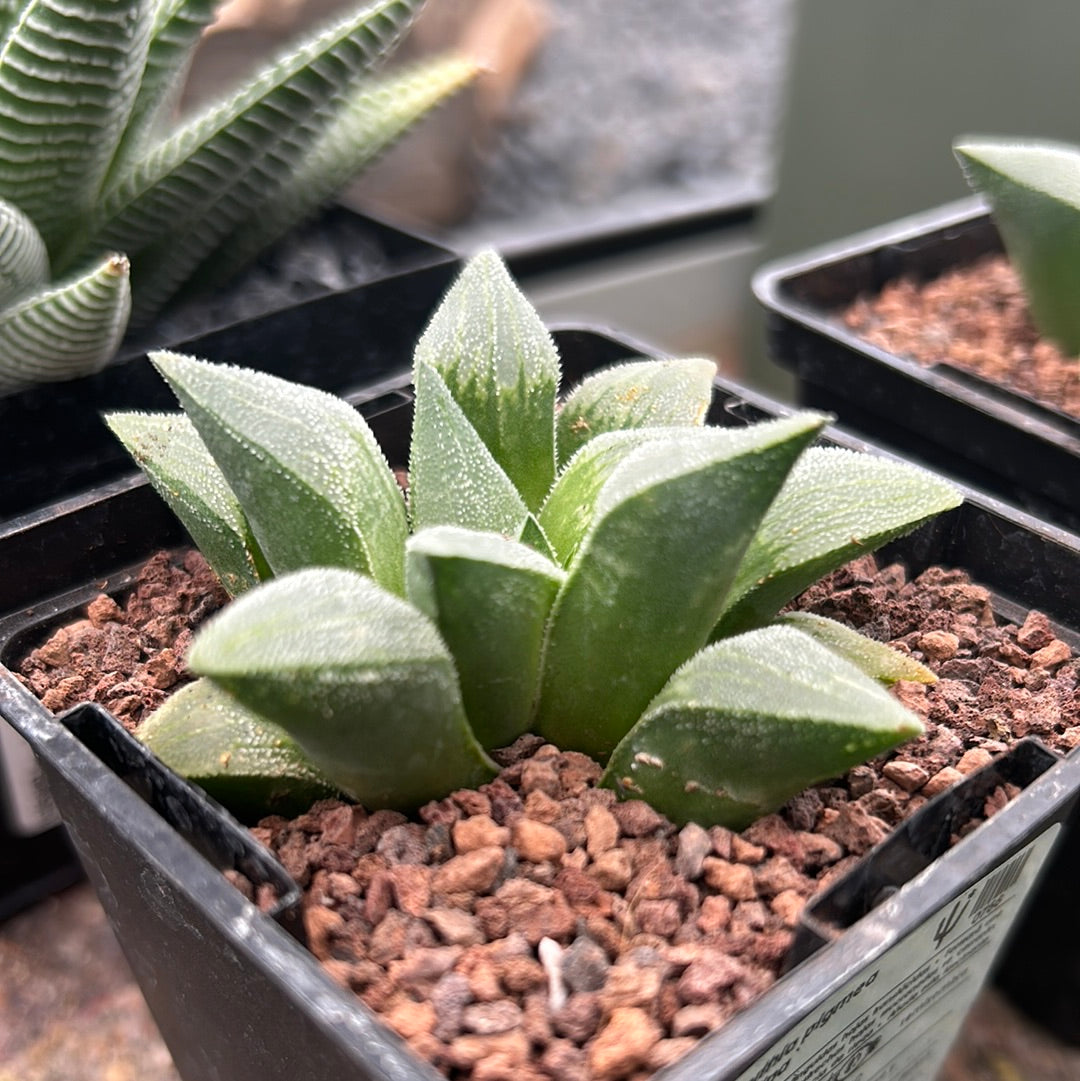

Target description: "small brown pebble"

left=552, top=992, right=602, bottom=1044
left=590, top=848, right=633, bottom=892
left=731, top=835, right=766, bottom=864
left=587, top=1007, right=662, bottom=1081
left=584, top=804, right=620, bottom=856
left=918, top=630, right=959, bottom=661
left=882, top=760, right=930, bottom=792
left=303, top=904, right=343, bottom=960
left=384, top=999, right=436, bottom=1040
left=612, top=800, right=666, bottom=837
left=452, top=814, right=509, bottom=853
left=696, top=894, right=732, bottom=934
left=923, top=766, right=964, bottom=797
left=674, top=822, right=712, bottom=880
left=769, top=889, right=806, bottom=928
left=671, top=1002, right=726, bottom=1037
left=433, top=846, right=504, bottom=895
left=956, top=748, right=994, bottom=775
left=87, top=593, right=123, bottom=627
left=1031, top=639, right=1071, bottom=669
left=462, top=1000, right=523, bottom=1035
left=512, top=817, right=568, bottom=863
left=701, top=858, right=756, bottom=901
left=426, top=907, right=484, bottom=947
left=676, top=948, right=747, bottom=1003
left=708, top=825, right=735, bottom=860
left=647, top=1037, right=699, bottom=1071
left=599, top=961, right=663, bottom=1013
left=1017, top=610, right=1056, bottom=651
left=562, top=935, right=611, bottom=993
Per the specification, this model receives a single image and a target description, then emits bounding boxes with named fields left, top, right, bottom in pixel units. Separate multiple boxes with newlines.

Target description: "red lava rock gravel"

left=15, top=549, right=1080, bottom=1080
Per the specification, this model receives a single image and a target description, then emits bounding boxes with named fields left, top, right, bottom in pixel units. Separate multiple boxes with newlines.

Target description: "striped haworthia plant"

left=0, top=0, right=476, bottom=393
left=110, top=252, right=963, bottom=829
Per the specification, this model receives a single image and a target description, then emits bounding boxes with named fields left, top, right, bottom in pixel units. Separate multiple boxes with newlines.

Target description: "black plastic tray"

left=753, top=197, right=1080, bottom=533
left=2, top=337, right=1079, bottom=1075
left=0, top=205, right=458, bottom=527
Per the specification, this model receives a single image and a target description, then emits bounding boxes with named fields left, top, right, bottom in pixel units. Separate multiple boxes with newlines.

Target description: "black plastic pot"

left=1, top=204, right=458, bottom=528
left=752, top=197, right=1080, bottom=533
left=1, top=341, right=1078, bottom=1078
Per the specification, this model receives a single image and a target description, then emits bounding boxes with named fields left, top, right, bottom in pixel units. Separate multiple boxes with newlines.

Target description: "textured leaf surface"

left=189, top=568, right=498, bottom=810
left=777, top=611, right=936, bottom=685
left=535, top=413, right=827, bottom=759
left=556, top=357, right=715, bottom=466
left=139, top=679, right=337, bottom=820
left=602, top=625, right=923, bottom=829
left=0, top=195, right=47, bottom=308
left=105, top=410, right=268, bottom=595
left=202, top=54, right=477, bottom=293
left=152, top=351, right=408, bottom=592
left=714, top=448, right=963, bottom=637
left=539, top=428, right=671, bottom=566
left=0, top=253, right=130, bottom=393
left=955, top=138, right=1080, bottom=353
left=406, top=527, right=565, bottom=748
left=409, top=360, right=531, bottom=538
left=414, top=250, right=560, bottom=510
left=0, top=0, right=154, bottom=254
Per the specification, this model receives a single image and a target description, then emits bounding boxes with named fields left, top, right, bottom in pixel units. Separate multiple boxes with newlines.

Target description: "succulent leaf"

left=713, top=448, right=963, bottom=637
left=414, top=250, right=560, bottom=510
left=0, top=0, right=155, bottom=254
left=151, top=351, right=408, bottom=592
left=188, top=567, right=499, bottom=810
left=139, top=678, right=338, bottom=820
left=556, top=357, right=715, bottom=466
left=955, top=137, right=1080, bottom=353
left=535, top=413, right=828, bottom=760
left=409, top=360, right=532, bottom=539
left=0, top=195, right=47, bottom=308
left=777, top=611, right=937, bottom=685
left=601, top=625, right=924, bottom=829
left=0, top=252, right=130, bottom=393
left=201, top=54, right=479, bottom=295
left=406, top=526, right=565, bottom=749
left=104, top=410, right=269, bottom=595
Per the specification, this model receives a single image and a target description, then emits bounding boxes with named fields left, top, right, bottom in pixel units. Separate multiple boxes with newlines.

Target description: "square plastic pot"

left=752, top=197, right=1080, bottom=533
left=0, top=205, right=458, bottom=529
left=1, top=336, right=1078, bottom=1078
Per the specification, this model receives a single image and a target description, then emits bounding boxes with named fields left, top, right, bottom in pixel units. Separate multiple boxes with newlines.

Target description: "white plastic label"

left=0, top=718, right=62, bottom=836
left=736, top=824, right=1061, bottom=1081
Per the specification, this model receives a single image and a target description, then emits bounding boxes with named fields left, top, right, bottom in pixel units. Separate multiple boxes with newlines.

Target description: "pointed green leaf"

left=0, top=195, right=47, bottom=308
left=197, top=54, right=478, bottom=296
left=601, top=625, right=924, bottom=829
left=151, top=351, right=408, bottom=593
left=0, top=0, right=154, bottom=253
left=955, top=138, right=1080, bottom=353
left=189, top=568, right=498, bottom=810
left=409, top=360, right=532, bottom=537
left=104, top=410, right=268, bottom=595
left=534, top=413, right=828, bottom=759
left=139, top=678, right=338, bottom=821
left=556, top=357, right=715, bottom=466
left=714, top=448, right=963, bottom=637
left=414, top=250, right=560, bottom=510
left=539, top=428, right=672, bottom=566
left=406, top=526, right=565, bottom=749
left=777, top=611, right=937, bottom=685
left=0, top=253, right=130, bottom=393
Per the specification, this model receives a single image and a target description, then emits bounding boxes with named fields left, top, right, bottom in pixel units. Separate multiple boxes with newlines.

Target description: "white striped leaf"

left=139, top=679, right=338, bottom=820
left=534, top=414, right=827, bottom=759
left=194, top=54, right=478, bottom=297
left=0, top=252, right=130, bottom=393
left=0, top=0, right=155, bottom=254
left=151, top=351, right=409, bottom=593
left=601, top=625, right=924, bottom=829
left=556, top=357, right=715, bottom=466
left=188, top=567, right=499, bottom=811
left=406, top=527, right=565, bottom=748
left=104, top=410, right=269, bottom=596
left=414, top=250, right=561, bottom=511
left=0, top=195, right=47, bottom=307
left=713, top=448, right=964, bottom=637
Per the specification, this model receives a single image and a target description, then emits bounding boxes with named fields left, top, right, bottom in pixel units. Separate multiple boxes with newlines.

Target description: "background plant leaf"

left=556, top=357, right=715, bottom=466
left=601, top=625, right=924, bottom=829
left=0, top=195, right=47, bottom=308
left=955, top=137, right=1080, bottom=353
left=152, top=351, right=408, bottom=593
left=189, top=567, right=498, bottom=810
left=535, top=413, right=827, bottom=759
left=105, top=410, right=269, bottom=595
left=406, top=526, right=565, bottom=749
left=713, top=448, right=963, bottom=637
left=413, top=249, right=560, bottom=509
left=139, top=678, right=338, bottom=821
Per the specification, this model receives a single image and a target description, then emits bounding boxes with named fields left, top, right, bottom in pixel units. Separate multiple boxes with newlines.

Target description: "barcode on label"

left=971, top=849, right=1030, bottom=918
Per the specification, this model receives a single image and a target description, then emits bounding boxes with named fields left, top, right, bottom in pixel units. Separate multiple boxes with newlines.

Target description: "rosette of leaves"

left=108, top=252, right=962, bottom=828
left=955, top=136, right=1080, bottom=355
left=0, top=0, right=475, bottom=393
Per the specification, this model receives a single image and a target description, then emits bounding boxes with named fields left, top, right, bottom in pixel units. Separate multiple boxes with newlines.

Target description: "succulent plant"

left=955, top=136, right=1080, bottom=355
left=0, top=0, right=475, bottom=393
left=108, top=252, right=962, bottom=829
